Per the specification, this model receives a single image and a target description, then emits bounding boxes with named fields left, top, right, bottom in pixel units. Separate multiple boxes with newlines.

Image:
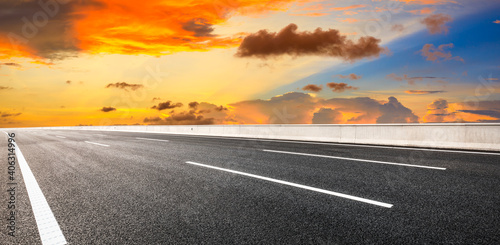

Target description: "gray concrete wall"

left=8, top=123, right=500, bottom=151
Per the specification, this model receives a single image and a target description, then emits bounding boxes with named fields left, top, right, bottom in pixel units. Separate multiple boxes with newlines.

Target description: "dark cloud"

left=421, top=13, right=452, bottom=35
left=151, top=101, right=183, bottom=111
left=152, top=97, right=162, bottom=101
left=302, top=84, right=323, bottom=92
left=458, top=110, right=500, bottom=119
left=312, top=108, right=342, bottom=124
left=0, top=62, right=21, bottom=67
left=420, top=43, right=464, bottom=63
left=0, top=0, right=104, bottom=59
left=405, top=90, right=446, bottom=94
left=182, top=18, right=216, bottom=37
left=188, top=101, right=200, bottom=109
left=1, top=112, right=22, bottom=117
left=143, top=117, right=162, bottom=123
left=235, top=23, right=388, bottom=61
left=0, top=86, right=13, bottom=90
left=377, top=97, right=419, bottom=123
left=105, top=82, right=144, bottom=91
left=100, top=106, right=116, bottom=112
left=66, top=80, right=71, bottom=84
left=336, top=73, right=362, bottom=80
left=326, top=82, right=358, bottom=92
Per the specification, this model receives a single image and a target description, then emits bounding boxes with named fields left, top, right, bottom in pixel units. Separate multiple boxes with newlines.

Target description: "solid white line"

left=8, top=135, right=67, bottom=245
left=57, top=128, right=500, bottom=156
left=55, top=136, right=66, bottom=139
left=84, top=141, right=109, bottom=147
left=263, top=149, right=447, bottom=170
left=186, top=161, right=393, bottom=208
left=136, top=137, right=169, bottom=142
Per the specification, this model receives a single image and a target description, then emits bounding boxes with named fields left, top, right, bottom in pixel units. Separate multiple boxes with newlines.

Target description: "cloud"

left=289, top=13, right=329, bottom=17
left=182, top=18, right=216, bottom=37
left=0, top=0, right=297, bottom=60
left=235, top=23, right=388, bottom=62
left=229, top=92, right=418, bottom=124
left=458, top=110, right=500, bottom=119
left=421, top=13, right=452, bottom=34
left=144, top=102, right=231, bottom=125
left=105, top=82, right=144, bottom=91
left=421, top=99, right=500, bottom=123
left=408, top=7, right=435, bottom=15
left=494, top=20, right=500, bottom=24
left=1, top=112, right=22, bottom=117
left=152, top=97, right=162, bottom=101
left=396, top=0, right=457, bottom=5
left=387, top=73, right=446, bottom=85
left=331, top=4, right=367, bottom=11
left=420, top=43, right=464, bottom=63
left=302, top=84, right=323, bottom=92
left=151, top=101, right=183, bottom=111
left=326, top=82, right=358, bottom=92
left=100, top=106, right=116, bottom=112
left=66, top=80, right=71, bottom=84
left=377, top=97, right=419, bottom=123
left=189, top=102, right=200, bottom=109
left=0, top=86, right=13, bottom=90
left=0, top=62, right=21, bottom=67
left=391, top=24, right=405, bottom=32
left=336, top=73, right=362, bottom=80
left=312, top=108, right=342, bottom=124
left=405, top=90, right=446, bottom=94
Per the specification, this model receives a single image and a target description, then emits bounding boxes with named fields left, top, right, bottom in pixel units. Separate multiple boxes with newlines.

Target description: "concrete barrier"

left=8, top=123, right=500, bottom=152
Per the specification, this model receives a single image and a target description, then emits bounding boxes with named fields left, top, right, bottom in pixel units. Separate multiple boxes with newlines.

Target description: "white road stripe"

left=186, top=161, right=393, bottom=208
left=55, top=136, right=66, bottom=139
left=136, top=137, right=169, bottom=142
left=5, top=133, right=67, bottom=245
left=59, top=128, right=500, bottom=156
left=263, top=149, right=447, bottom=170
left=84, top=141, right=109, bottom=147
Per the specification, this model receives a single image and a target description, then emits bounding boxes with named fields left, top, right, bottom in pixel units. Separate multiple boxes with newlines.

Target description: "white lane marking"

left=263, top=149, right=447, bottom=170
left=6, top=133, right=67, bottom=245
left=56, top=128, right=500, bottom=156
left=136, top=137, right=169, bottom=142
left=55, top=136, right=66, bottom=139
left=186, top=161, right=393, bottom=208
left=84, top=141, right=109, bottom=147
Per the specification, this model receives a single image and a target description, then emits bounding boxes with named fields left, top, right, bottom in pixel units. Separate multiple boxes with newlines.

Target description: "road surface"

left=1, top=129, right=499, bottom=244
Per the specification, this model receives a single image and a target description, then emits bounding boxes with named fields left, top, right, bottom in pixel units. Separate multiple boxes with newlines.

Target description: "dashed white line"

left=5, top=133, right=67, bottom=245
left=84, top=141, right=109, bottom=147
left=186, top=161, right=393, bottom=208
left=55, top=136, right=66, bottom=139
left=136, top=137, right=169, bottom=142
left=263, top=149, right=447, bottom=170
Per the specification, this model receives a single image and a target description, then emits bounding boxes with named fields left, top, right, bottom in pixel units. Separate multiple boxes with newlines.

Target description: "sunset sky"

left=1, top=0, right=499, bottom=127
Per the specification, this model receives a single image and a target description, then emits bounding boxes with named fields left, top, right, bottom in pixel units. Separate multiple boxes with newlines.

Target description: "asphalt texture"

left=1, top=129, right=499, bottom=244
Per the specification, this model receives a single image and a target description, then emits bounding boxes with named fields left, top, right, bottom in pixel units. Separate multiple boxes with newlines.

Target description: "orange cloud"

left=331, top=4, right=367, bottom=11
left=289, top=12, right=329, bottom=17
left=494, top=20, right=500, bottom=24
left=302, top=84, right=323, bottom=92
left=408, top=7, right=435, bottom=15
left=340, top=18, right=360, bottom=23
left=422, top=99, right=500, bottom=123
left=0, top=0, right=299, bottom=60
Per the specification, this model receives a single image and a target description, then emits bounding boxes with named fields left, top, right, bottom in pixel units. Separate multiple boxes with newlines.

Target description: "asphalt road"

left=1, top=129, right=499, bottom=244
